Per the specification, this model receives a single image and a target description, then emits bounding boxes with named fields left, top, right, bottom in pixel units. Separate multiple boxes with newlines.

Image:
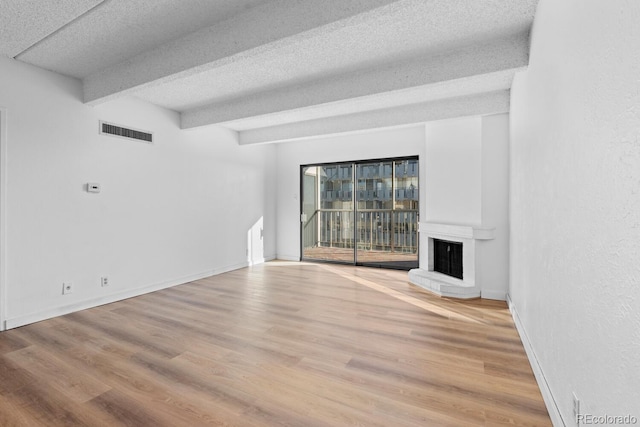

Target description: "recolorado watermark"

left=577, top=414, right=638, bottom=425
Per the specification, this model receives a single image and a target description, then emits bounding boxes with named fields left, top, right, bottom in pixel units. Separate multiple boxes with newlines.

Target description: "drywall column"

left=412, top=114, right=509, bottom=300
left=478, top=113, right=510, bottom=300
left=411, top=117, right=481, bottom=297
left=421, top=115, right=482, bottom=281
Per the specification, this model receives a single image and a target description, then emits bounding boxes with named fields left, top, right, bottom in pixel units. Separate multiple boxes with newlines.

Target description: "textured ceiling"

left=0, top=0, right=103, bottom=57
left=5, top=0, right=539, bottom=143
left=132, top=0, right=535, bottom=111
left=16, top=0, right=271, bottom=78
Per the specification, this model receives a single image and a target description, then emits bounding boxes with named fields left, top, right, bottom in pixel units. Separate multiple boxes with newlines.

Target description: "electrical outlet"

left=101, top=277, right=109, bottom=287
left=62, top=282, right=73, bottom=295
left=573, top=392, right=580, bottom=423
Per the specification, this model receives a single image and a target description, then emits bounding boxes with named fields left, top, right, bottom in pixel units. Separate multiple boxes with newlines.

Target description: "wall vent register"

left=99, top=121, right=153, bottom=143
left=433, top=239, right=463, bottom=279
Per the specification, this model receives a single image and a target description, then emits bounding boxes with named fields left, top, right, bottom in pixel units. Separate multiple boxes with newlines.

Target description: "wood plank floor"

left=0, top=261, right=551, bottom=426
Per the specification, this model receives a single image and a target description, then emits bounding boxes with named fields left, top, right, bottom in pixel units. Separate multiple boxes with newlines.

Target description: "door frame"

left=299, top=155, right=419, bottom=270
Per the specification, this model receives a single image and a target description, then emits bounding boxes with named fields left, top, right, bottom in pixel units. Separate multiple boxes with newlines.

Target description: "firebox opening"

left=433, top=239, right=463, bottom=280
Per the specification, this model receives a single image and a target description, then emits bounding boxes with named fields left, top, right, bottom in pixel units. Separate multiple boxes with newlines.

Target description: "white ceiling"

left=3, top=0, right=539, bottom=143
left=15, top=0, right=271, bottom=78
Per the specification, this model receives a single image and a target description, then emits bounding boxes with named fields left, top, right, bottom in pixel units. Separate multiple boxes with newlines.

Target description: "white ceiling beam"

left=237, top=90, right=510, bottom=145
left=82, top=0, right=397, bottom=105
left=181, top=34, right=528, bottom=129
left=213, top=69, right=519, bottom=132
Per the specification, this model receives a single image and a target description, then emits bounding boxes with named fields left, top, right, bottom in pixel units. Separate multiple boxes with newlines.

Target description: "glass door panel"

left=355, top=161, right=391, bottom=265
left=390, top=159, right=419, bottom=268
left=301, top=164, right=355, bottom=263
left=355, top=160, right=418, bottom=269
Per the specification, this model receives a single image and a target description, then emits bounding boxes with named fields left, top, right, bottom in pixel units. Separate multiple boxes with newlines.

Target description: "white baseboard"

left=480, top=289, right=506, bottom=301
left=507, top=294, right=566, bottom=427
left=248, top=255, right=276, bottom=265
left=5, top=261, right=250, bottom=330
left=276, top=254, right=299, bottom=261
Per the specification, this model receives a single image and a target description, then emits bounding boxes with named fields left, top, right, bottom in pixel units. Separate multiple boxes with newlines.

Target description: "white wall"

left=0, top=57, right=276, bottom=329
left=510, top=1, right=640, bottom=424
left=424, top=117, right=482, bottom=225
left=275, top=126, right=426, bottom=260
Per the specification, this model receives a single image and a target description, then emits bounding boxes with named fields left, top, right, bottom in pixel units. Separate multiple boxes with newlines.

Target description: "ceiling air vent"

left=99, top=121, right=153, bottom=143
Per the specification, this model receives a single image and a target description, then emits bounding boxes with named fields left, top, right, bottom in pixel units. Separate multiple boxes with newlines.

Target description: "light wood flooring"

left=0, top=261, right=551, bottom=426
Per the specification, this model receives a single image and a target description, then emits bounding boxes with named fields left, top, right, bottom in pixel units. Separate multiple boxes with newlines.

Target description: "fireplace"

left=433, top=239, right=463, bottom=279
left=408, top=222, right=495, bottom=299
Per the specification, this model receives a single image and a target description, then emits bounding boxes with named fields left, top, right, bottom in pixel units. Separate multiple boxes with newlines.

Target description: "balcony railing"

left=303, top=209, right=418, bottom=254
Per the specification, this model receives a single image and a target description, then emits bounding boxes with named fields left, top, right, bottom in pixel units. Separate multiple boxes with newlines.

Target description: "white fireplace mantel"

left=409, top=222, right=495, bottom=299
left=418, top=222, right=495, bottom=240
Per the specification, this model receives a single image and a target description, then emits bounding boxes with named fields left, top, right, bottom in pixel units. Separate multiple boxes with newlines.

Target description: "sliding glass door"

left=301, top=164, right=355, bottom=263
left=301, top=157, right=418, bottom=270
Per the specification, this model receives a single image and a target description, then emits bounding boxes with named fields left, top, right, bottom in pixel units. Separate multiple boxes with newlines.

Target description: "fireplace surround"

left=408, top=222, right=495, bottom=299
